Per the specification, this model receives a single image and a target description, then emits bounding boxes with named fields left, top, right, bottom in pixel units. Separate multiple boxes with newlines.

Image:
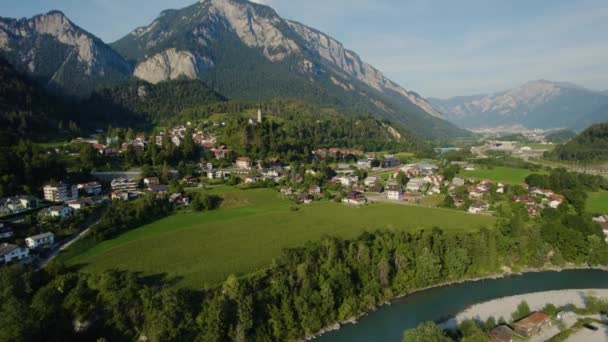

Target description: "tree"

left=403, top=321, right=451, bottom=342
left=396, top=171, right=409, bottom=187
left=511, top=300, right=531, bottom=321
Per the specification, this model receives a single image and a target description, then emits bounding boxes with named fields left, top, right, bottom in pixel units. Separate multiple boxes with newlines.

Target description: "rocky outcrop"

left=134, top=48, right=208, bottom=84
left=0, top=11, right=131, bottom=96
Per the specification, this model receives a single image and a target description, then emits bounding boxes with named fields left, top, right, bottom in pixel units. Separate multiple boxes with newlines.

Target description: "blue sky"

left=2, top=0, right=607, bottom=98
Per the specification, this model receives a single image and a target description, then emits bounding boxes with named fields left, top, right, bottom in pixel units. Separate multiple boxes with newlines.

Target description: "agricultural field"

left=588, top=191, right=608, bottom=214
left=61, top=187, right=495, bottom=288
left=459, top=165, right=539, bottom=184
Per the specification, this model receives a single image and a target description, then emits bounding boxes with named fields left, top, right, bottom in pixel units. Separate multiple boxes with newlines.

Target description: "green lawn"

left=588, top=191, right=608, bottom=214
left=62, top=188, right=495, bottom=288
left=460, top=166, right=539, bottom=184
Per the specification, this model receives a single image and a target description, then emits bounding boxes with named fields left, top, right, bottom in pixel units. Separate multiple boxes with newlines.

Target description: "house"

left=382, top=155, right=400, bottom=168
left=280, top=186, right=293, bottom=195
left=468, top=186, right=485, bottom=199
left=513, top=312, right=551, bottom=337
left=308, top=186, right=322, bottom=196
left=148, top=184, right=168, bottom=194
left=236, top=157, right=252, bottom=170
left=548, top=194, right=565, bottom=209
left=111, top=191, right=130, bottom=201
left=244, top=176, right=258, bottom=184
left=527, top=205, right=540, bottom=217
left=451, top=177, right=465, bottom=187
left=0, top=243, right=29, bottom=264
left=67, top=198, right=94, bottom=210
left=25, top=232, right=55, bottom=249
left=297, top=193, right=314, bottom=204
left=78, top=181, right=102, bottom=196
left=468, top=201, right=489, bottom=214
left=386, top=185, right=402, bottom=200
left=43, top=182, right=78, bottom=202
left=402, top=192, right=422, bottom=203
left=489, top=325, right=514, bottom=342
left=143, top=177, right=160, bottom=187
left=213, top=146, right=231, bottom=159
left=337, top=176, right=358, bottom=187
left=343, top=191, right=366, bottom=205
left=406, top=178, right=428, bottom=193
left=111, top=178, right=139, bottom=192
left=415, top=163, right=439, bottom=175
left=364, top=177, right=378, bottom=186
left=0, top=225, right=14, bottom=239
left=169, top=193, right=189, bottom=206
left=357, top=159, right=373, bottom=169
left=368, top=184, right=384, bottom=193
left=42, top=205, right=73, bottom=218
left=513, top=194, right=536, bottom=206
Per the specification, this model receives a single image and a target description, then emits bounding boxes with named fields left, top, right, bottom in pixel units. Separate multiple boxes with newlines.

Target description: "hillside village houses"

left=236, top=157, right=252, bottom=170
left=43, top=181, right=78, bottom=202
left=40, top=205, right=73, bottom=219
left=0, top=195, right=38, bottom=216
left=343, top=191, right=366, bottom=205
left=25, top=232, right=55, bottom=249
left=386, top=185, right=403, bottom=200
left=0, top=243, right=29, bottom=264
left=78, top=181, right=102, bottom=196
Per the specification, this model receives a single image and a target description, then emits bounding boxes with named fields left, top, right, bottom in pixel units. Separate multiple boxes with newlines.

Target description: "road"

left=36, top=207, right=104, bottom=269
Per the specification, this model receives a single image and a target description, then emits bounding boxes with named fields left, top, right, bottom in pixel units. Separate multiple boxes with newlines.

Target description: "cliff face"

left=0, top=11, right=131, bottom=96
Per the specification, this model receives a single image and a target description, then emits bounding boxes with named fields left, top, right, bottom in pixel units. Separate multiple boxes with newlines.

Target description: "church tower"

left=257, top=108, right=262, bottom=123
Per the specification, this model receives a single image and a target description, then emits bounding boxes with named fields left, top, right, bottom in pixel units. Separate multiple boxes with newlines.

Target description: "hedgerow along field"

left=61, top=187, right=496, bottom=288
left=459, top=165, right=541, bottom=184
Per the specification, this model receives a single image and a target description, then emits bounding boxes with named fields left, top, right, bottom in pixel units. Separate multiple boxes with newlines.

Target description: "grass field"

left=460, top=166, right=539, bottom=184
left=588, top=191, right=608, bottom=214
left=61, top=187, right=495, bottom=288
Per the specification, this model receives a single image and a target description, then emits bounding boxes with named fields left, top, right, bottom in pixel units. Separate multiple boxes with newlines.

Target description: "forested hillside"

left=0, top=57, right=67, bottom=142
left=551, top=123, right=608, bottom=162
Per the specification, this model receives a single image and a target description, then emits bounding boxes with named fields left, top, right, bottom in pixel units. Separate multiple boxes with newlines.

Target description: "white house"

left=364, top=176, right=378, bottom=186
left=25, top=232, right=55, bottom=249
left=468, top=202, right=489, bottom=214
left=452, top=177, right=465, bottom=187
left=357, top=159, right=373, bottom=169
left=0, top=243, right=29, bottom=264
left=386, top=185, right=402, bottom=200
left=43, top=205, right=73, bottom=218
left=111, top=178, right=138, bottom=191
left=406, top=178, right=428, bottom=192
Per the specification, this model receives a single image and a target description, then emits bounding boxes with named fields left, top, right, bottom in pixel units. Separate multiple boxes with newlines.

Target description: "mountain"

left=429, top=80, right=608, bottom=130
left=0, top=11, right=131, bottom=96
left=550, top=123, right=608, bottom=162
left=111, top=0, right=466, bottom=138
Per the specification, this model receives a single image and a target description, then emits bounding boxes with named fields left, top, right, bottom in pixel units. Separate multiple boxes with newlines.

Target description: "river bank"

left=307, top=265, right=608, bottom=341
left=440, top=288, right=608, bottom=330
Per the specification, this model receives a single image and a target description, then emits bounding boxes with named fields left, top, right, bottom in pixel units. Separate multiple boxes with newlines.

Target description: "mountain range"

left=429, top=80, right=608, bottom=130
left=0, top=0, right=468, bottom=139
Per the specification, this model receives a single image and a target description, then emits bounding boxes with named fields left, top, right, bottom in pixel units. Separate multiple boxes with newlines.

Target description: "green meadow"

left=61, top=187, right=495, bottom=288
left=588, top=191, right=608, bottom=214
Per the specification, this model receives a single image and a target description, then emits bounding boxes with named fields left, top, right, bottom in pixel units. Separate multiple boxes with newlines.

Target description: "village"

left=4, top=118, right=603, bottom=269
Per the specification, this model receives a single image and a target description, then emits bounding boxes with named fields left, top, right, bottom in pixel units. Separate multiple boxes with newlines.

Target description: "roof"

left=236, top=157, right=251, bottom=162
left=0, top=243, right=19, bottom=256
left=489, top=325, right=514, bottom=341
left=49, top=205, right=69, bottom=211
left=27, top=232, right=54, bottom=241
left=514, top=312, right=550, bottom=329
left=387, top=185, right=401, bottom=192
left=0, top=226, right=13, bottom=233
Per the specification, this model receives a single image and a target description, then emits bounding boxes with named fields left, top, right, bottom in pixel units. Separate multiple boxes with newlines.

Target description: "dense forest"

left=550, top=123, right=608, bottom=162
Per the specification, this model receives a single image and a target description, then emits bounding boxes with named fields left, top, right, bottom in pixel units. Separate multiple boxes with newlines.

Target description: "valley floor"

left=60, top=187, right=495, bottom=288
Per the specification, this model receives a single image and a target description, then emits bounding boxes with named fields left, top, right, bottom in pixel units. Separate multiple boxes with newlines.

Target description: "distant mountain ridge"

left=0, top=11, right=132, bottom=96
left=429, top=80, right=608, bottom=130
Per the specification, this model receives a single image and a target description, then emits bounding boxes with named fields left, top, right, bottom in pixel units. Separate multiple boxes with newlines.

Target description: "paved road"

left=36, top=207, right=104, bottom=269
